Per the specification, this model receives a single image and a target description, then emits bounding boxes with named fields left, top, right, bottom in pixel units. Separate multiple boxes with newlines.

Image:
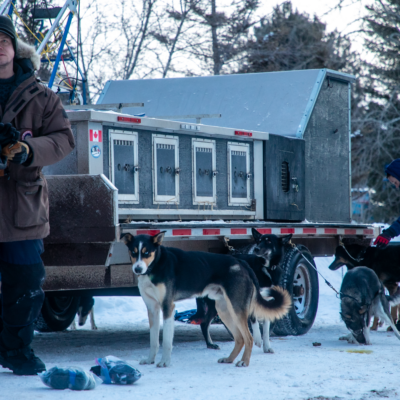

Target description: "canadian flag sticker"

left=90, top=129, right=102, bottom=142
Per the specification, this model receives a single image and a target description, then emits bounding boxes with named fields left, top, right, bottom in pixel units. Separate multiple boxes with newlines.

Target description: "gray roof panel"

left=98, top=69, right=353, bottom=137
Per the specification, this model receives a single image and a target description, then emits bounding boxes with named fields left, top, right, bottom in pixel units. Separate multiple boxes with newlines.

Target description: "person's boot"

left=0, top=346, right=46, bottom=375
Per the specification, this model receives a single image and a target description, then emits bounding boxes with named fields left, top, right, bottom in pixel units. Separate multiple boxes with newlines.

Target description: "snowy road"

left=1, top=257, right=399, bottom=400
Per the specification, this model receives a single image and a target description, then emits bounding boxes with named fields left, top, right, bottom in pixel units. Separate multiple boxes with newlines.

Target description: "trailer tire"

left=34, top=295, right=80, bottom=332
left=272, top=245, right=319, bottom=336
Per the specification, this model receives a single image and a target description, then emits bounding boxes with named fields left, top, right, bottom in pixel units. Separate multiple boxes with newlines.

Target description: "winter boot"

left=0, top=346, right=46, bottom=375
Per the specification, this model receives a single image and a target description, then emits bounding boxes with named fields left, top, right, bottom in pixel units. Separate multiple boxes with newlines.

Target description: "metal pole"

left=7, top=0, right=13, bottom=18
left=65, top=42, right=87, bottom=104
left=36, top=0, right=77, bottom=56
left=0, top=0, right=12, bottom=16
left=48, top=12, right=73, bottom=89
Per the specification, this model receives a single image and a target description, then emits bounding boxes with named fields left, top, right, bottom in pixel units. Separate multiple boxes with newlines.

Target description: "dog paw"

left=370, top=326, right=378, bottom=331
left=92, top=326, right=98, bottom=331
left=207, top=343, right=220, bottom=350
left=157, top=359, right=171, bottom=368
left=235, top=361, right=249, bottom=367
left=139, top=358, right=155, bottom=365
left=254, top=339, right=262, bottom=348
left=263, top=347, right=274, bottom=354
left=218, top=357, right=232, bottom=364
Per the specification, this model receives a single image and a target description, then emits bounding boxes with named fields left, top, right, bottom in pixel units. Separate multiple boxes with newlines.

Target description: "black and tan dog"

left=328, top=244, right=400, bottom=329
left=189, top=228, right=288, bottom=353
left=121, top=231, right=291, bottom=367
left=339, top=267, right=400, bottom=345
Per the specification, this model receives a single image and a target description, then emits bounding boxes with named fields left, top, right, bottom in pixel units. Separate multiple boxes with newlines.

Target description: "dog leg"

left=262, top=319, right=274, bottom=353
left=70, top=318, right=76, bottom=330
left=250, top=317, right=262, bottom=348
left=215, top=299, right=244, bottom=365
left=235, top=313, right=254, bottom=367
left=370, top=317, right=379, bottom=331
left=90, top=309, right=98, bottom=330
left=339, top=333, right=359, bottom=344
left=201, top=301, right=219, bottom=350
left=157, top=305, right=175, bottom=368
left=363, top=326, right=372, bottom=345
left=140, top=296, right=161, bottom=365
left=380, top=311, right=400, bottom=341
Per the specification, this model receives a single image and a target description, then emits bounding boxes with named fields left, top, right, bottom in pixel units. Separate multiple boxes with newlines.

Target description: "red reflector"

left=235, top=130, right=252, bottom=137
left=173, top=229, right=191, bottom=236
left=363, top=229, right=374, bottom=235
left=203, top=229, right=220, bottom=235
left=117, top=116, right=141, bottom=123
left=303, top=228, right=316, bottom=234
left=231, top=228, right=247, bottom=235
left=281, top=228, right=295, bottom=234
left=257, top=228, right=272, bottom=234
left=324, top=228, right=337, bottom=234
left=345, top=229, right=357, bottom=235
left=137, top=230, right=161, bottom=236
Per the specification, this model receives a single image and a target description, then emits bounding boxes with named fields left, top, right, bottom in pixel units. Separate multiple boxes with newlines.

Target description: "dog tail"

left=254, top=286, right=292, bottom=322
left=387, top=287, right=400, bottom=307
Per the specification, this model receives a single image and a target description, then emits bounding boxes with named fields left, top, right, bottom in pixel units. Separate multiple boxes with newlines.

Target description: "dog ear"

left=120, top=233, right=133, bottom=245
left=281, top=234, right=292, bottom=245
left=359, top=305, right=368, bottom=314
left=252, top=228, right=262, bottom=243
left=153, top=231, right=166, bottom=245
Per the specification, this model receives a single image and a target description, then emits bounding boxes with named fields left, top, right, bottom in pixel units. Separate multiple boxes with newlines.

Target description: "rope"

left=289, top=241, right=362, bottom=303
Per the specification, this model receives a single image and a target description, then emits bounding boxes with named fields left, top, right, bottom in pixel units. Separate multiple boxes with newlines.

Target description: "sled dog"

left=339, top=267, right=400, bottom=345
left=121, top=231, right=291, bottom=367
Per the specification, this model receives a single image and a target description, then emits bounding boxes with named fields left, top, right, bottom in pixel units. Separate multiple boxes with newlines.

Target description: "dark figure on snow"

left=0, top=16, right=75, bottom=375
left=374, top=159, right=400, bottom=248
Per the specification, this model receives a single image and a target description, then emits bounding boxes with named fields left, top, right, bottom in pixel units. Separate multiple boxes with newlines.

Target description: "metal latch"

left=292, top=177, right=299, bottom=192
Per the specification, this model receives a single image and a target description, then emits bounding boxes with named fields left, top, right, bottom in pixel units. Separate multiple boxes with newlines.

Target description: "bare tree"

left=151, top=0, right=202, bottom=77
left=187, top=0, right=260, bottom=75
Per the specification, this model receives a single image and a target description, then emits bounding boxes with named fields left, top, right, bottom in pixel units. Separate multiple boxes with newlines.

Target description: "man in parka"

left=0, top=16, right=75, bottom=375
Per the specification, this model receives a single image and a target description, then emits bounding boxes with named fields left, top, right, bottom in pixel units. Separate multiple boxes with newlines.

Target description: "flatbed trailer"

left=36, top=68, right=376, bottom=337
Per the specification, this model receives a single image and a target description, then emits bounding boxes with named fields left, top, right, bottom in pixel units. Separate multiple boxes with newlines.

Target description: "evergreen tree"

left=238, top=1, right=353, bottom=73
left=351, top=0, right=400, bottom=223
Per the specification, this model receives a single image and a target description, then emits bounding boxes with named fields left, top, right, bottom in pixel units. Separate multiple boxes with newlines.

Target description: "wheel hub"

left=292, top=263, right=311, bottom=318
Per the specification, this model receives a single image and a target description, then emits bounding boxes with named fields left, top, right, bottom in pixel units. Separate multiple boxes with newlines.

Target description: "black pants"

left=0, top=261, right=45, bottom=351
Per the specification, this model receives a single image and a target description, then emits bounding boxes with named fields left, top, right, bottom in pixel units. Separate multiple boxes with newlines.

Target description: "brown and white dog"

left=121, top=232, right=291, bottom=367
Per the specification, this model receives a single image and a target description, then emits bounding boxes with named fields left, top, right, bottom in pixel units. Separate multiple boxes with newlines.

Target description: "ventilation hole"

left=281, top=161, right=290, bottom=192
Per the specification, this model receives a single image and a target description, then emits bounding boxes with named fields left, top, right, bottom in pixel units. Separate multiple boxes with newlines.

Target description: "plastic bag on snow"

left=90, top=355, right=141, bottom=385
left=39, top=366, right=101, bottom=390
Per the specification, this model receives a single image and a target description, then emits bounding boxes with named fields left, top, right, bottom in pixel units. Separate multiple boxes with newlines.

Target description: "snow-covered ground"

left=1, top=257, right=399, bottom=400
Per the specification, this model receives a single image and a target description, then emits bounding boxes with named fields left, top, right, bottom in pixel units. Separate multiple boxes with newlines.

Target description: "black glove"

left=8, top=142, right=31, bottom=165
left=0, top=123, right=20, bottom=146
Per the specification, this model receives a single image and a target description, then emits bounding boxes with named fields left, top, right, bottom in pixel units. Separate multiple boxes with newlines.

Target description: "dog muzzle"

left=132, top=260, right=148, bottom=275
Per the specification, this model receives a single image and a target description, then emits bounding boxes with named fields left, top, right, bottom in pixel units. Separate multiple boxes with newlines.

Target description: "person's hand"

left=2, top=141, right=30, bottom=164
left=0, top=123, right=20, bottom=146
left=374, top=226, right=396, bottom=249
left=374, top=234, right=391, bottom=249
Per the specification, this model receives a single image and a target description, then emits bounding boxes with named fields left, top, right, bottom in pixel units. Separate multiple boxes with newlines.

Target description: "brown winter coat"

left=0, top=40, right=75, bottom=242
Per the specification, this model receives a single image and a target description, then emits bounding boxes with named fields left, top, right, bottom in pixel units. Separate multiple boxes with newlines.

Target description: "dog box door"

left=192, top=139, right=216, bottom=205
left=228, top=142, right=251, bottom=206
left=264, top=134, right=305, bottom=221
left=110, top=130, right=139, bottom=203
left=153, top=135, right=180, bottom=204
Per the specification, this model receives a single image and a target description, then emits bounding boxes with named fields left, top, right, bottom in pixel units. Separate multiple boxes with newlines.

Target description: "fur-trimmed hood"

left=15, top=39, right=40, bottom=71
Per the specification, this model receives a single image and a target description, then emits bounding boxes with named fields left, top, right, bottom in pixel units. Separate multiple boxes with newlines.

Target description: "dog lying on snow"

left=339, top=267, right=400, bottom=345
left=328, top=244, right=400, bottom=330
left=121, top=231, right=291, bottom=367
left=190, top=229, right=289, bottom=353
